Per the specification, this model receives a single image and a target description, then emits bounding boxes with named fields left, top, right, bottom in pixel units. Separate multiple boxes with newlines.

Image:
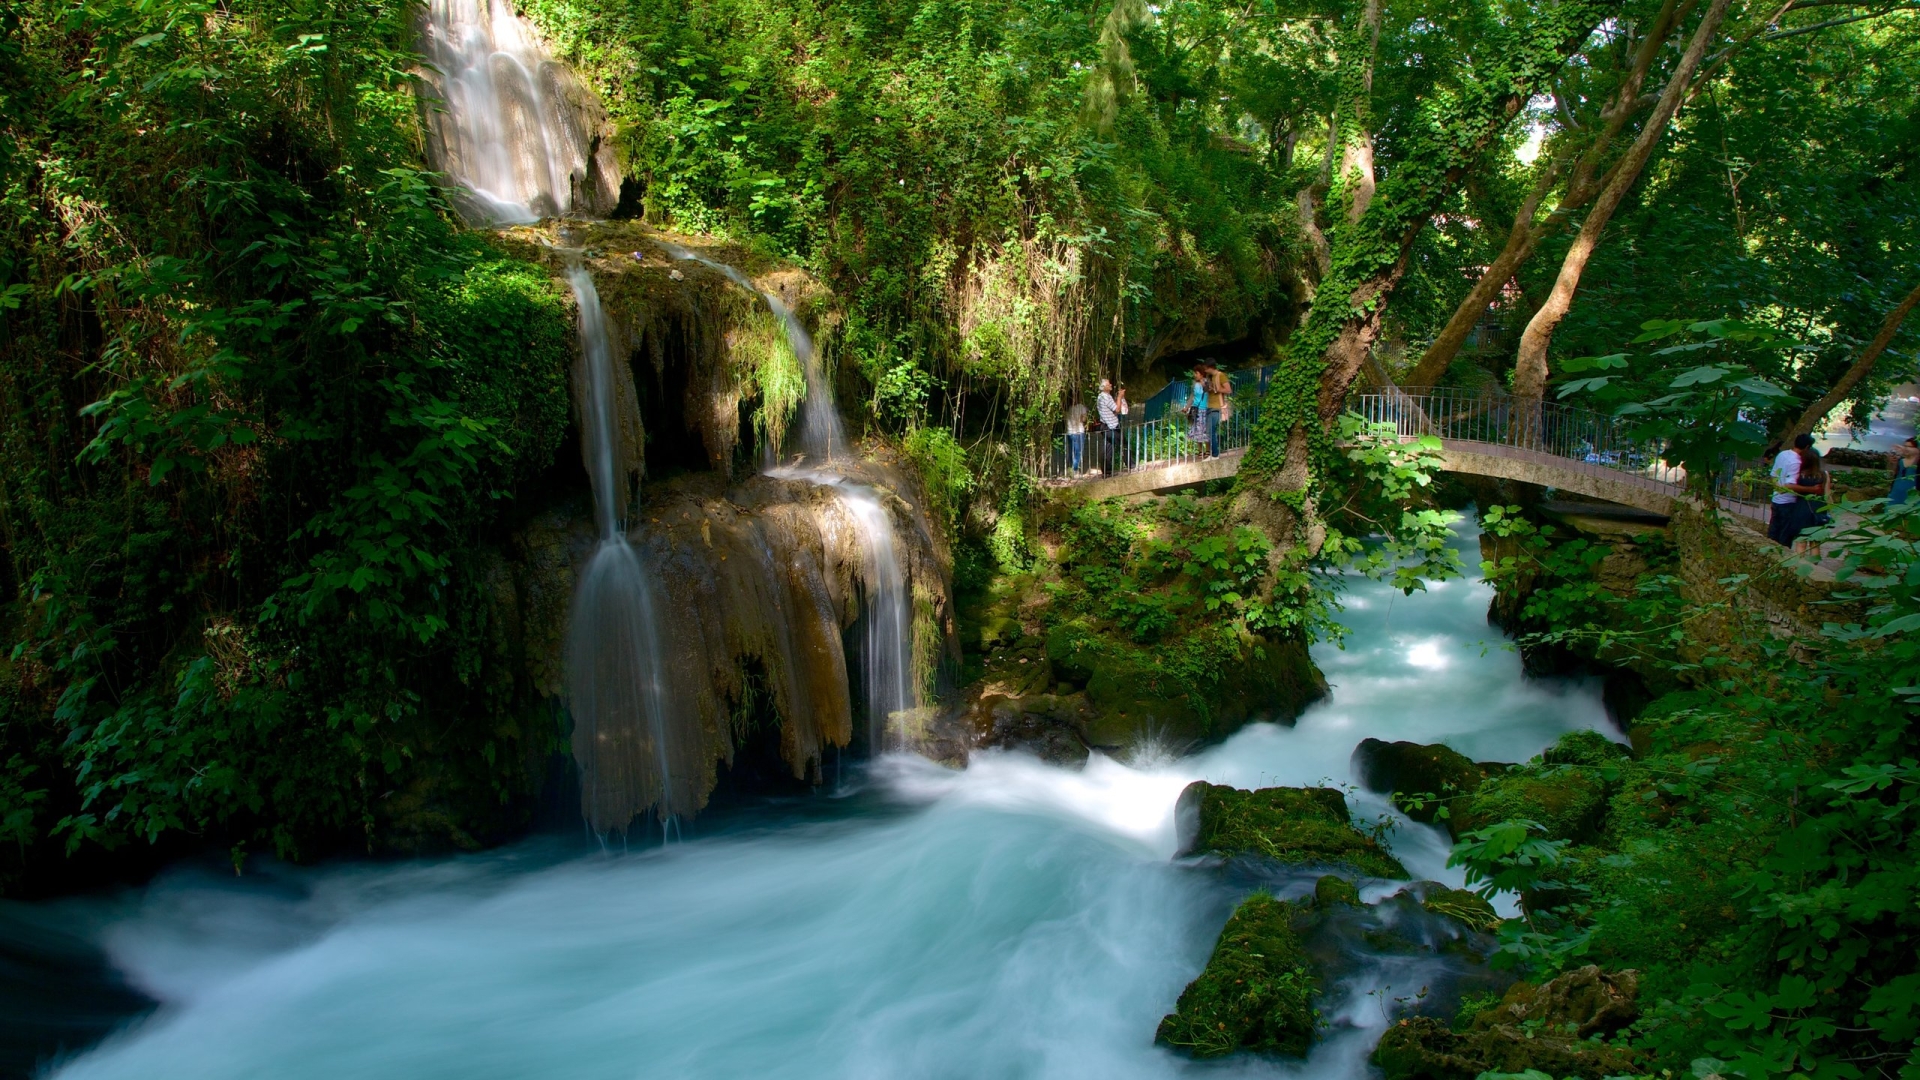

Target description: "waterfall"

left=773, top=469, right=917, bottom=751
left=660, top=244, right=844, bottom=461
left=416, top=0, right=617, bottom=224
left=660, top=244, right=916, bottom=744
left=562, top=266, right=679, bottom=829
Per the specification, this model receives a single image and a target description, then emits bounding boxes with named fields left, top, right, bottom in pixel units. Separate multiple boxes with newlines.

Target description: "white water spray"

left=416, top=0, right=616, bottom=224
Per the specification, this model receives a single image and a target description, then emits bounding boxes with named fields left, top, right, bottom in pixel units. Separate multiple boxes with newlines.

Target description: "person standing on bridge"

left=1203, top=364, right=1232, bottom=458
left=1065, top=398, right=1087, bottom=475
left=1187, top=365, right=1208, bottom=445
left=1096, top=379, right=1120, bottom=475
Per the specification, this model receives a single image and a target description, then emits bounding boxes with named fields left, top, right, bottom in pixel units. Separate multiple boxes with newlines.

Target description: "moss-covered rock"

left=1419, top=886, right=1499, bottom=934
left=1314, top=874, right=1362, bottom=907
left=1373, top=965, right=1640, bottom=1080
left=1351, top=739, right=1500, bottom=823
left=1450, top=730, right=1626, bottom=842
left=1077, top=635, right=1327, bottom=750
left=1175, top=782, right=1408, bottom=878
left=1156, top=892, right=1318, bottom=1058
left=1542, top=728, right=1631, bottom=768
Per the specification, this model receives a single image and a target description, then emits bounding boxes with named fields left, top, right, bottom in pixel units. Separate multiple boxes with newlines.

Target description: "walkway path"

left=1035, top=387, right=1773, bottom=525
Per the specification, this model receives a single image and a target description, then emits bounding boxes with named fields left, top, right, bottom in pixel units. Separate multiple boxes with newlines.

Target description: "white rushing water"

left=417, top=0, right=613, bottom=223
left=562, top=266, right=680, bottom=828
left=43, top=521, right=1617, bottom=1080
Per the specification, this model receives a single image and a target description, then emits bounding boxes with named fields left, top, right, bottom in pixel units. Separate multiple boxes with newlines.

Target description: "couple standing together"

left=1064, top=379, right=1127, bottom=475
left=1184, top=363, right=1233, bottom=459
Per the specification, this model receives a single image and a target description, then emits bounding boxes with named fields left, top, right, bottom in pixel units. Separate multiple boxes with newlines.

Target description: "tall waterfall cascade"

left=416, top=1, right=934, bottom=830
left=416, top=0, right=620, bottom=224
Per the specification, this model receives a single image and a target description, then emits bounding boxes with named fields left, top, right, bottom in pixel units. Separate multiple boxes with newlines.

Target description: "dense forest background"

left=2, top=0, right=1920, bottom=1075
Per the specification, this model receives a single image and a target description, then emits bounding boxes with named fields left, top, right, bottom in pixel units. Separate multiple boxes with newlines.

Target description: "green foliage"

left=901, top=426, right=974, bottom=529
left=520, top=0, right=1302, bottom=448
left=1453, top=490, right=1920, bottom=1079
left=0, top=0, right=574, bottom=882
left=1558, top=318, right=1796, bottom=494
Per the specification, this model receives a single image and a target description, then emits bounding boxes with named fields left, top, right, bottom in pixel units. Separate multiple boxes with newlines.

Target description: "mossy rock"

left=1079, top=635, right=1327, bottom=749
left=1043, top=619, right=1101, bottom=686
left=1452, top=769, right=1609, bottom=843
left=1452, top=731, right=1625, bottom=842
left=1176, top=782, right=1408, bottom=879
left=1419, top=886, right=1499, bottom=934
left=1314, top=874, right=1362, bottom=907
left=1351, top=739, right=1498, bottom=823
left=1155, top=892, right=1318, bottom=1058
left=1541, top=728, right=1631, bottom=768
left=1374, top=965, right=1640, bottom=1080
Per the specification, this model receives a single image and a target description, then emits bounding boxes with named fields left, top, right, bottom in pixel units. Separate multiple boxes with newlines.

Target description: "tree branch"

left=1786, top=281, right=1920, bottom=440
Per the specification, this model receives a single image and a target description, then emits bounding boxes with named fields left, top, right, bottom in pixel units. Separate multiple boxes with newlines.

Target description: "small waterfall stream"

left=661, top=244, right=844, bottom=462
left=561, top=266, right=682, bottom=828
left=416, top=0, right=616, bottom=223
left=662, top=244, right=917, bottom=741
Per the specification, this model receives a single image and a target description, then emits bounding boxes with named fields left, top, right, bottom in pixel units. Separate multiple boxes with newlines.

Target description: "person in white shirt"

left=1065, top=400, right=1087, bottom=474
left=1095, top=379, right=1119, bottom=474
left=1767, top=432, right=1825, bottom=548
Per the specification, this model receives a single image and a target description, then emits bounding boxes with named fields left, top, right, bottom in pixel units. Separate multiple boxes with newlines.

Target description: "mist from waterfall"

left=562, top=266, right=679, bottom=830
left=416, top=0, right=616, bottom=224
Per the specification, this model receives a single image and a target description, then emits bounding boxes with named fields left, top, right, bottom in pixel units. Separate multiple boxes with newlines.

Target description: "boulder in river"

left=1350, top=739, right=1502, bottom=823
left=1174, top=782, right=1408, bottom=879
left=1156, top=892, right=1318, bottom=1058
left=969, top=692, right=1092, bottom=766
left=1373, top=964, right=1640, bottom=1080
left=1451, top=730, right=1628, bottom=842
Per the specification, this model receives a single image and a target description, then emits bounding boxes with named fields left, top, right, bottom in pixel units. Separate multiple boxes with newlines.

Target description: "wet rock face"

left=1351, top=739, right=1502, bottom=824
left=1156, top=892, right=1318, bottom=1058
left=498, top=460, right=958, bottom=830
left=1158, top=880, right=1513, bottom=1062
left=970, top=693, right=1093, bottom=766
left=1174, top=782, right=1408, bottom=879
left=1373, top=965, right=1641, bottom=1080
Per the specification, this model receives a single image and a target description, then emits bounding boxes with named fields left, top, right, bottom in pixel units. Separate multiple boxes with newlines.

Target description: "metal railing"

left=1353, top=387, right=1770, bottom=513
left=1027, top=403, right=1260, bottom=482
left=1030, top=382, right=1773, bottom=516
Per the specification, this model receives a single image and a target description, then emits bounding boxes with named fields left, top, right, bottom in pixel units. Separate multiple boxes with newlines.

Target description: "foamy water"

left=38, top=522, right=1615, bottom=1079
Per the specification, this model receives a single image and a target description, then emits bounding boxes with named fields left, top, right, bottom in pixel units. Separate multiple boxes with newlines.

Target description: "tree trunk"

left=1406, top=0, right=1690, bottom=388
left=1231, top=1, right=1613, bottom=548
left=1404, top=160, right=1563, bottom=387
left=1340, top=0, right=1383, bottom=224
left=1511, top=0, right=1733, bottom=405
left=1785, top=281, right=1920, bottom=440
